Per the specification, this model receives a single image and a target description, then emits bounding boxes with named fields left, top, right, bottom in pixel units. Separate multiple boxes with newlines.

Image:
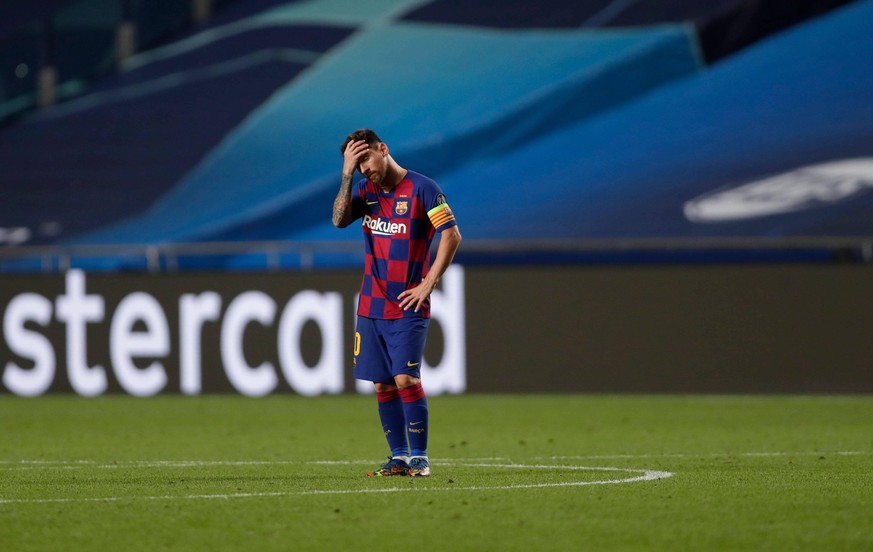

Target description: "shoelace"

left=381, top=457, right=407, bottom=470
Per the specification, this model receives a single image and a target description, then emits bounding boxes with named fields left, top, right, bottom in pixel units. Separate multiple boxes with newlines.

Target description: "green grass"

left=1, top=395, right=872, bottom=551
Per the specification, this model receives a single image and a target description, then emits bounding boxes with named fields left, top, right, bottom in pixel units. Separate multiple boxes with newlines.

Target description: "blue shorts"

left=353, top=316, right=430, bottom=384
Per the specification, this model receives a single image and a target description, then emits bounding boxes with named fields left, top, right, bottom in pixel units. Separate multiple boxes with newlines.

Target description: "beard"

left=367, top=167, right=386, bottom=185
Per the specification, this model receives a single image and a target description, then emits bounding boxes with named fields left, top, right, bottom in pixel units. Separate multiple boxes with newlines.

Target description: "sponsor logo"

left=1, top=266, right=468, bottom=397
left=395, top=200, right=408, bottom=216
left=684, top=158, right=873, bottom=223
left=362, top=214, right=407, bottom=236
left=407, top=361, right=420, bottom=367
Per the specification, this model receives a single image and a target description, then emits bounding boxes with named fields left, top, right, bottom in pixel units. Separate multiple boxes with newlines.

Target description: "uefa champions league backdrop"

left=4, top=263, right=873, bottom=397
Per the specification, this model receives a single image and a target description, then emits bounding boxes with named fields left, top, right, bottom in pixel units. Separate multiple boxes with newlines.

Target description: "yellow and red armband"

left=427, top=203, right=456, bottom=230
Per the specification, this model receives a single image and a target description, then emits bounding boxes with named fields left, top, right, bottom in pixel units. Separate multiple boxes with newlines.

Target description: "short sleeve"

left=420, top=180, right=457, bottom=232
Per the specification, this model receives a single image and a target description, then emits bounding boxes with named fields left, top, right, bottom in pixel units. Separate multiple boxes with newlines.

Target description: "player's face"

left=359, top=144, right=387, bottom=185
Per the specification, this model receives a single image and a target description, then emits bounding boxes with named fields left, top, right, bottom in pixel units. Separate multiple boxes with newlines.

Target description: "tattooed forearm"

left=332, top=173, right=354, bottom=227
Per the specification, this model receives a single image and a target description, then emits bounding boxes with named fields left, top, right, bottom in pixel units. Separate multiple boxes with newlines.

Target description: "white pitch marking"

left=1, top=450, right=868, bottom=471
left=536, top=451, right=871, bottom=461
left=0, top=492, right=291, bottom=505
left=0, top=460, right=672, bottom=505
left=0, top=459, right=302, bottom=470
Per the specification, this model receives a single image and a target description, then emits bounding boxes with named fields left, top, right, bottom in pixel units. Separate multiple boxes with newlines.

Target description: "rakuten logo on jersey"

left=362, top=214, right=407, bottom=236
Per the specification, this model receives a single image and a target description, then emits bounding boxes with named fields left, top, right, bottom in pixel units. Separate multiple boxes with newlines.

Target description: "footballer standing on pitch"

left=332, top=129, right=462, bottom=477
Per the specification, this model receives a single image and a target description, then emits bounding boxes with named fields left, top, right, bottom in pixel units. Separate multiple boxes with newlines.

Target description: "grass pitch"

left=1, top=394, right=872, bottom=551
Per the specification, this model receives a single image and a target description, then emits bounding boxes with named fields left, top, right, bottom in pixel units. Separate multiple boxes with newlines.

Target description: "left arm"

left=398, top=225, right=462, bottom=312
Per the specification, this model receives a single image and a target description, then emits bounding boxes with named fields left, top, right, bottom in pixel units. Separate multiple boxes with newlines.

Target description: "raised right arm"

left=332, top=172, right=356, bottom=228
left=333, top=139, right=369, bottom=228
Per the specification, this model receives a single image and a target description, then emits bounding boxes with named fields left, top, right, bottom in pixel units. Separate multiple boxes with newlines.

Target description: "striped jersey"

left=351, top=170, right=457, bottom=319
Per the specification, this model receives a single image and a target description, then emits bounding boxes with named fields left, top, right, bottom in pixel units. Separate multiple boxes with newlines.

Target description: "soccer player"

left=332, top=129, right=462, bottom=478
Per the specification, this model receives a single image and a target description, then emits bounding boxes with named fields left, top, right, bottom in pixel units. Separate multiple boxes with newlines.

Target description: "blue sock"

left=400, top=383, right=428, bottom=457
left=376, top=389, right=408, bottom=458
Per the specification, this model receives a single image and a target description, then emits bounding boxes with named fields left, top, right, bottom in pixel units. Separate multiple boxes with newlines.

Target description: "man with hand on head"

left=333, top=129, right=462, bottom=478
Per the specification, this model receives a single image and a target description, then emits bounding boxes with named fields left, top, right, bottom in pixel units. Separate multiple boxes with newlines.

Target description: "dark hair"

left=340, top=128, right=382, bottom=154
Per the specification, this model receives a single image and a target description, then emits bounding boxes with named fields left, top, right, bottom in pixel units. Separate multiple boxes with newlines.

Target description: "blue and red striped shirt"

left=351, top=170, right=457, bottom=319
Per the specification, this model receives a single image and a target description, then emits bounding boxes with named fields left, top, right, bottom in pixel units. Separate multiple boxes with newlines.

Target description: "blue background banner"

left=0, top=0, right=868, bottom=268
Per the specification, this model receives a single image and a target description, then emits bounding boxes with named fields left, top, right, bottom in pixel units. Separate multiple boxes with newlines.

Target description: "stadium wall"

left=2, top=264, right=872, bottom=396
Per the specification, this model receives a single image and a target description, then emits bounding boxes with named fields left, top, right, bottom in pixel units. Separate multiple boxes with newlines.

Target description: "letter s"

left=3, top=293, right=55, bottom=396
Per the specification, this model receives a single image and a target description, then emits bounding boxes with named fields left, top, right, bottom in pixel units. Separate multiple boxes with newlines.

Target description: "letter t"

left=56, top=270, right=107, bottom=396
